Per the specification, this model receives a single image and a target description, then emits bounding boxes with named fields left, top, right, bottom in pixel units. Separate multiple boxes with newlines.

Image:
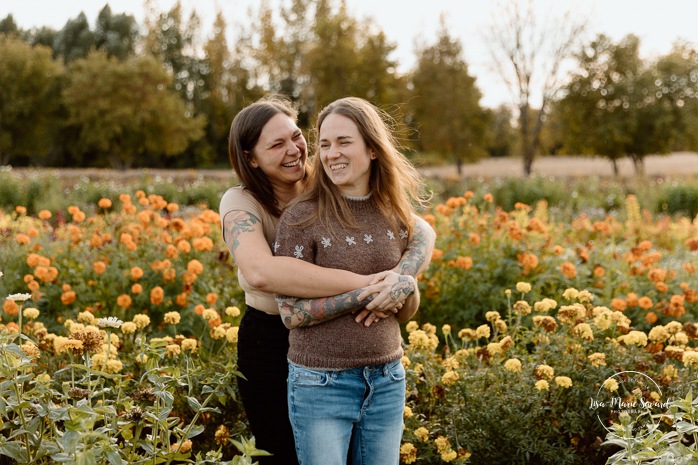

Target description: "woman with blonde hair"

left=274, top=96, right=430, bottom=465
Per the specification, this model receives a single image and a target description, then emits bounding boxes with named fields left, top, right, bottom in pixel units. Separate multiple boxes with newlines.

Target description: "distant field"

left=9, top=152, right=698, bottom=182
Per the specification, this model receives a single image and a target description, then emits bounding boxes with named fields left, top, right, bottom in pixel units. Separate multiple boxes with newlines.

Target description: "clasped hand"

left=353, top=271, right=416, bottom=327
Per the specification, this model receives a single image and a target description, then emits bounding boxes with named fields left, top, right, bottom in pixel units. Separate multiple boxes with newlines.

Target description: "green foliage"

left=657, top=183, right=698, bottom=218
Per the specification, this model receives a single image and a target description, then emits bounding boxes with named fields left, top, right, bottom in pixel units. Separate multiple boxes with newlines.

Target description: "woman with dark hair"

left=219, top=95, right=434, bottom=465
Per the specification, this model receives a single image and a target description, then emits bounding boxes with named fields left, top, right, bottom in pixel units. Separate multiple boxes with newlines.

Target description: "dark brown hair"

left=228, top=94, right=307, bottom=217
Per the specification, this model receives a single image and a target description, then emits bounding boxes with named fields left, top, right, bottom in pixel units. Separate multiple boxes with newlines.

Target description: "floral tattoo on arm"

left=277, top=290, right=374, bottom=328
left=223, top=211, right=260, bottom=252
left=390, top=275, right=416, bottom=301
left=397, top=223, right=430, bottom=276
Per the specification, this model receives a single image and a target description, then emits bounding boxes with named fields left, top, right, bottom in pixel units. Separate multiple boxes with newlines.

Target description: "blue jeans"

left=287, top=359, right=406, bottom=465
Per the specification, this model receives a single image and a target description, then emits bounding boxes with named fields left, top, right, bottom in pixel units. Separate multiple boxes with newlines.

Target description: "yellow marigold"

left=577, top=290, right=595, bottom=303
left=98, top=198, right=112, bottom=209
left=649, top=325, right=670, bottom=344
left=487, top=342, right=503, bottom=356
left=516, top=282, right=532, bottom=293
left=214, top=424, right=230, bottom=446
left=211, top=326, right=226, bottom=339
left=535, top=379, right=550, bottom=391
left=166, top=344, right=181, bottom=357
left=434, top=436, right=451, bottom=454
left=21, top=342, right=41, bottom=359
left=485, top=311, right=501, bottom=322
left=458, top=328, right=477, bottom=340
left=133, top=314, right=151, bottom=329
left=574, top=323, right=594, bottom=341
left=202, top=308, right=219, bottom=321
left=163, top=311, right=181, bottom=325
left=441, top=370, right=460, bottom=386
left=475, top=324, right=490, bottom=339
left=226, top=326, right=239, bottom=343
left=441, top=450, right=457, bottom=462
left=121, top=322, right=137, bottom=334
left=534, top=298, right=558, bottom=313
left=406, top=321, right=419, bottom=333
left=534, top=364, right=554, bottom=381
left=400, top=443, right=417, bottom=464
left=682, top=351, right=698, bottom=368
left=401, top=356, right=411, bottom=367
left=225, top=306, right=241, bottom=317
left=504, top=358, right=522, bottom=372
left=182, top=338, right=198, bottom=353
left=23, top=307, right=40, bottom=320
left=442, top=324, right=451, bottom=336
left=588, top=352, right=606, bottom=367
left=494, top=319, right=508, bottom=333
left=555, top=376, right=573, bottom=388
left=422, top=323, right=437, bottom=335
left=414, top=427, right=430, bottom=442
left=513, top=300, right=532, bottom=315
left=171, top=439, right=192, bottom=453
left=603, top=378, right=619, bottom=392
left=404, top=406, right=413, bottom=418
left=620, top=330, right=648, bottom=347
left=562, top=288, right=579, bottom=300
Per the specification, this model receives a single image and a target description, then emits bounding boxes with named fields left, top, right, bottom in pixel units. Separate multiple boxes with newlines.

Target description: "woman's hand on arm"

left=277, top=289, right=375, bottom=329
left=223, top=210, right=371, bottom=297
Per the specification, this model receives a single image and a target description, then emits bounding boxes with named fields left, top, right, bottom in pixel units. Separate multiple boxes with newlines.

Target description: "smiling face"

left=318, top=113, right=375, bottom=197
left=249, top=113, right=307, bottom=196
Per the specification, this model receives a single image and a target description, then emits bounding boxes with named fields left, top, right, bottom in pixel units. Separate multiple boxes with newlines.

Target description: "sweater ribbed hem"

left=287, top=347, right=403, bottom=371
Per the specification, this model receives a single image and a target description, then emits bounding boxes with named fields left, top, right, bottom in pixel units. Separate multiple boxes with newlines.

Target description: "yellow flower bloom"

left=405, top=321, right=419, bottom=333
left=504, top=358, right=522, bottom=372
left=516, top=282, right=532, bottom=293
left=562, top=288, right=579, bottom=300
left=534, top=364, right=554, bottom=381
left=475, top=324, right=490, bottom=339
left=441, top=370, right=460, bottom=386
left=132, top=314, right=151, bottom=329
left=166, top=344, right=181, bottom=357
left=485, top=311, right=501, bottom=322
left=399, top=443, right=417, bottom=464
left=603, top=378, right=619, bottom=392
left=414, top=426, right=429, bottom=442
left=225, top=306, right=241, bottom=317
left=182, top=339, right=198, bottom=353
left=121, top=322, right=137, bottom=334
left=163, top=311, right=181, bottom=325
left=555, top=376, right=573, bottom=388
left=23, top=307, right=40, bottom=320
left=535, top=380, right=549, bottom=391
left=226, top=326, right=239, bottom=343
left=441, top=450, right=457, bottom=462
left=588, top=352, right=606, bottom=367
left=404, top=406, right=413, bottom=418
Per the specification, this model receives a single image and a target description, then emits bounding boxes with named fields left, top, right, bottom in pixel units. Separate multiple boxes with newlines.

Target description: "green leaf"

left=186, top=396, right=201, bottom=413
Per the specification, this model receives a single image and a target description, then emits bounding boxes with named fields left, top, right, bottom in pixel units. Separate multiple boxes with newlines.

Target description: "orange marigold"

left=177, top=240, right=192, bottom=253
left=655, top=282, right=669, bottom=293
left=187, top=259, right=204, bottom=275
left=61, top=291, right=76, bottom=306
left=131, top=283, right=143, bottom=294
left=131, top=266, right=144, bottom=280
left=431, top=249, right=444, bottom=261
left=638, top=296, right=654, bottom=310
left=645, top=311, right=658, bottom=324
left=93, top=261, right=107, bottom=275
left=176, top=292, right=188, bottom=307
left=626, top=292, right=639, bottom=307
left=593, top=265, right=606, bottom=278
left=483, top=193, right=494, bottom=203
left=454, top=256, right=473, bottom=270
left=150, top=286, right=165, bottom=305
left=206, top=292, right=219, bottom=305
left=560, top=262, right=577, bottom=279
left=15, top=233, right=31, bottom=245
left=611, top=298, right=627, bottom=312
left=98, top=198, right=112, bottom=209
left=116, top=294, right=132, bottom=308
left=38, top=210, right=52, bottom=220
left=3, top=300, right=19, bottom=316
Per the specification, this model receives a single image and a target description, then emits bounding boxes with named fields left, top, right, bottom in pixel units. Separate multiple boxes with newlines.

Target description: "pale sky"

left=3, top=0, right=698, bottom=108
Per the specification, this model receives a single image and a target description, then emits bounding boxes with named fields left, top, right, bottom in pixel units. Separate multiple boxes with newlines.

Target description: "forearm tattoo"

left=390, top=275, right=415, bottom=301
left=223, top=211, right=260, bottom=251
left=277, top=289, right=374, bottom=328
left=398, top=223, right=429, bottom=276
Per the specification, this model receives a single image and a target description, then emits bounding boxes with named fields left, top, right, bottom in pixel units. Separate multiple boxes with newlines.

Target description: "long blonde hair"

left=297, top=97, right=427, bottom=236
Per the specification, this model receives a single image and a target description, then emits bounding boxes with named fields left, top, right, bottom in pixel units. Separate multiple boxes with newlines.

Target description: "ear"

left=370, top=150, right=377, bottom=160
left=245, top=151, right=259, bottom=168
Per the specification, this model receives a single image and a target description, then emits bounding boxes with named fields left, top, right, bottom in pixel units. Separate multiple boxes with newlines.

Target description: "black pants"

left=237, top=306, right=299, bottom=465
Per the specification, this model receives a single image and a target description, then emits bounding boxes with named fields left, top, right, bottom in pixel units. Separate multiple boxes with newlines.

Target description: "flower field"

left=1, top=175, right=698, bottom=464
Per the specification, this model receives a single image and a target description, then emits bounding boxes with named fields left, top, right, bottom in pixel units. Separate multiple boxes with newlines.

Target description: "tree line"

left=1, top=0, right=697, bottom=174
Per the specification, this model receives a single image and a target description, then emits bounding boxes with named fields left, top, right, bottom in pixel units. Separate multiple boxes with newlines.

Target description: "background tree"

left=484, top=105, right=516, bottom=158
left=409, top=18, right=489, bottom=174
left=0, top=36, right=63, bottom=166
left=94, top=5, right=139, bottom=60
left=62, top=51, right=205, bottom=169
left=484, top=0, right=586, bottom=176
left=53, top=12, right=95, bottom=63
left=0, top=14, right=20, bottom=37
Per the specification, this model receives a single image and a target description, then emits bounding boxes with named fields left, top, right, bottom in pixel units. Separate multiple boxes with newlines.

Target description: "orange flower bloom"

left=176, top=292, right=188, bottom=307
left=187, top=260, right=204, bottom=275
left=15, top=206, right=27, bottom=215
left=206, top=292, right=219, bottom=305
left=72, top=210, right=86, bottom=223
left=150, top=286, right=164, bottom=305
left=27, top=228, right=39, bottom=238
left=15, top=233, right=30, bottom=245
left=685, top=263, right=696, bottom=274
left=560, top=262, right=577, bottom=279
left=117, top=294, right=132, bottom=308
left=593, top=265, right=606, bottom=278
left=131, top=283, right=143, bottom=294
left=422, top=214, right=436, bottom=228
left=625, top=292, right=639, bottom=307
left=93, top=261, right=107, bottom=275
left=3, top=300, right=19, bottom=316
left=431, top=249, right=444, bottom=261
left=165, top=244, right=179, bottom=258
left=655, top=282, right=669, bottom=293
left=516, top=252, right=539, bottom=275
left=166, top=203, right=179, bottom=213
left=38, top=210, right=52, bottom=220
left=61, top=291, right=76, bottom=306
left=638, top=296, right=654, bottom=310
left=177, top=240, right=192, bottom=253
left=163, top=268, right=176, bottom=281
left=483, top=193, right=494, bottom=203
left=194, top=304, right=205, bottom=315
left=610, top=298, right=627, bottom=312
left=98, top=198, right=112, bottom=209
left=131, top=266, right=144, bottom=280
left=453, top=256, right=473, bottom=270
left=182, top=271, right=198, bottom=285
left=553, top=245, right=565, bottom=255
left=90, top=233, right=104, bottom=247
left=645, top=311, right=658, bottom=324
left=26, top=253, right=50, bottom=268
left=192, top=237, right=214, bottom=252
left=469, top=232, right=481, bottom=246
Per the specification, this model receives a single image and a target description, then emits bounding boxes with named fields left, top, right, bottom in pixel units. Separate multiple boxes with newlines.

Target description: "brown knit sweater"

left=274, top=195, right=408, bottom=370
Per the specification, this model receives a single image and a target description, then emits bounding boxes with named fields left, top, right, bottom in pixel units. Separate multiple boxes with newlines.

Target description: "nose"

left=286, top=140, right=300, bottom=155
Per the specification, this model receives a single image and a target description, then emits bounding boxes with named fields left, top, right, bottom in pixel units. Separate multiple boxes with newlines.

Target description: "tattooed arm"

left=222, top=210, right=371, bottom=298
left=277, top=275, right=416, bottom=329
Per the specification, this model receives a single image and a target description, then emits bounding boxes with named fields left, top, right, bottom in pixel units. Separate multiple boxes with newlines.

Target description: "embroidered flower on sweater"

left=273, top=242, right=280, bottom=253
left=387, top=230, right=396, bottom=240
left=294, top=245, right=304, bottom=258
left=364, top=234, right=373, bottom=244
left=345, top=236, right=356, bottom=245
left=321, top=237, right=332, bottom=248
left=400, top=229, right=409, bottom=239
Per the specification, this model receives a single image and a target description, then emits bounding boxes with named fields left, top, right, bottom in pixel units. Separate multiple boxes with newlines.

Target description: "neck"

left=273, top=180, right=305, bottom=205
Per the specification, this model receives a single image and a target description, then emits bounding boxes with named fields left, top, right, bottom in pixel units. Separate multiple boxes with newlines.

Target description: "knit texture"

left=274, top=196, right=408, bottom=370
